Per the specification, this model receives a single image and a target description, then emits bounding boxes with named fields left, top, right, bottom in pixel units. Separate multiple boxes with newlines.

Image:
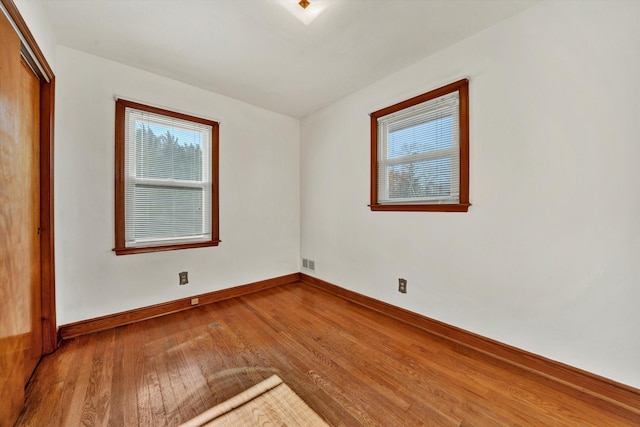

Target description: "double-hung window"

left=370, top=79, right=470, bottom=212
left=114, top=99, right=220, bottom=255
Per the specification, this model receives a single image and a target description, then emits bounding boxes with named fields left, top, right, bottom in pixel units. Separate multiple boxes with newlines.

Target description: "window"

left=370, top=79, right=470, bottom=212
left=114, top=99, right=220, bottom=255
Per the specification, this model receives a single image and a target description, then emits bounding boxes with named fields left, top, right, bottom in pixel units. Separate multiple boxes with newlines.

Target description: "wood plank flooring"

left=16, top=282, right=640, bottom=426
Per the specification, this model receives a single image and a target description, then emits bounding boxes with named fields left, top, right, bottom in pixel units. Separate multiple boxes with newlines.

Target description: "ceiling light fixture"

left=275, top=0, right=332, bottom=26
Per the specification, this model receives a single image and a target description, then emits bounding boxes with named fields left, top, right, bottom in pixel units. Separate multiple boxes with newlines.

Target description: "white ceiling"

left=40, top=0, right=538, bottom=118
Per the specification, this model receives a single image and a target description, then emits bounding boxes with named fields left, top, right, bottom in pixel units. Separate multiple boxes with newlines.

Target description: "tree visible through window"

left=370, top=79, right=470, bottom=212
left=114, top=99, right=220, bottom=255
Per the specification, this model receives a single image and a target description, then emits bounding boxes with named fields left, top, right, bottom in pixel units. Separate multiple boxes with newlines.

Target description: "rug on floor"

left=179, top=374, right=330, bottom=426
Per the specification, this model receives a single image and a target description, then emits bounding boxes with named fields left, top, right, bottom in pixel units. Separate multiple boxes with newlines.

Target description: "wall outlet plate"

left=179, top=271, right=189, bottom=285
left=398, top=278, right=407, bottom=294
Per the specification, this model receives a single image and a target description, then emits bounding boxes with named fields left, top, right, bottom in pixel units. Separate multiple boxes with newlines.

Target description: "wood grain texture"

left=300, top=273, right=640, bottom=417
left=39, top=75, right=57, bottom=354
left=0, top=11, right=42, bottom=427
left=0, top=0, right=54, bottom=80
left=16, top=282, right=640, bottom=426
left=58, top=273, right=301, bottom=339
left=1, top=0, right=58, bottom=355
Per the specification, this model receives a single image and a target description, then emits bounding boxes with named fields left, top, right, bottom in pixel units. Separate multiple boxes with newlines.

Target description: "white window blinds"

left=123, top=107, right=212, bottom=247
left=377, top=91, right=460, bottom=204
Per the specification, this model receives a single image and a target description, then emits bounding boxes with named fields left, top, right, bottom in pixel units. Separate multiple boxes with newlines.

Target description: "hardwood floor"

left=16, top=282, right=640, bottom=426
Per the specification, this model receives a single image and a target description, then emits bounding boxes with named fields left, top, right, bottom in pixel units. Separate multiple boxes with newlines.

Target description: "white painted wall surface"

left=300, top=1, right=640, bottom=388
left=13, top=0, right=56, bottom=69
left=55, top=46, right=300, bottom=325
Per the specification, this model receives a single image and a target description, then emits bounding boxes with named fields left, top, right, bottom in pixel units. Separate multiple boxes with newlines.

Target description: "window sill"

left=113, top=240, right=221, bottom=255
left=369, top=203, right=470, bottom=212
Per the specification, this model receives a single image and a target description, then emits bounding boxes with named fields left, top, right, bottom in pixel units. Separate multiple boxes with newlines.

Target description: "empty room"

left=1, top=0, right=639, bottom=425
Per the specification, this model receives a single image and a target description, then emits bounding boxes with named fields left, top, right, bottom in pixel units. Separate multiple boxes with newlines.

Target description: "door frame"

left=1, top=0, right=56, bottom=354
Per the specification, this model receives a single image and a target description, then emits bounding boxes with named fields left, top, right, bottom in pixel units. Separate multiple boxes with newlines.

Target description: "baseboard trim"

left=59, top=273, right=301, bottom=340
left=299, top=273, right=640, bottom=416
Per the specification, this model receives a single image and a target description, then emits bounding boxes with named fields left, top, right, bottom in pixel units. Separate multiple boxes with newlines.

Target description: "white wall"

left=301, top=0, right=640, bottom=388
left=55, top=46, right=300, bottom=325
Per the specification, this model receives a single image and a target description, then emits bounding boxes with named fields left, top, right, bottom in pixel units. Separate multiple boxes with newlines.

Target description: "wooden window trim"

left=369, top=79, right=470, bottom=212
left=113, top=99, right=220, bottom=255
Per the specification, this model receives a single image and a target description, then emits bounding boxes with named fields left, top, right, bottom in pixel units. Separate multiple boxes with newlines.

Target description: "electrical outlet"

left=179, top=271, right=188, bottom=285
left=191, top=297, right=199, bottom=305
left=398, top=278, right=407, bottom=294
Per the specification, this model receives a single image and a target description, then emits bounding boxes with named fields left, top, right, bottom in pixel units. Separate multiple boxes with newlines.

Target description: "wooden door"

left=0, top=10, right=43, bottom=427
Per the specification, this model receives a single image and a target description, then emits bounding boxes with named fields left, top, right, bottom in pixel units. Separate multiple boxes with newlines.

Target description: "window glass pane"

left=388, top=116, right=453, bottom=159
left=134, top=121, right=205, bottom=181
left=131, top=185, right=204, bottom=241
left=387, top=157, right=453, bottom=199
